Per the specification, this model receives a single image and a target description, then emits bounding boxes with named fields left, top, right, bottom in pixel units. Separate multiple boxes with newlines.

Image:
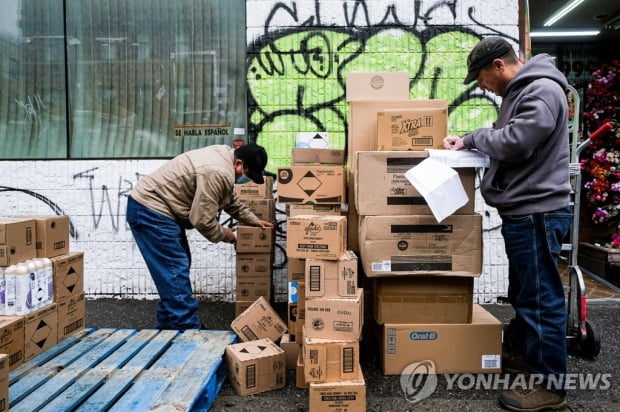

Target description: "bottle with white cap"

left=33, top=258, right=49, bottom=307
left=14, top=262, right=31, bottom=315
left=41, top=257, right=53, bottom=304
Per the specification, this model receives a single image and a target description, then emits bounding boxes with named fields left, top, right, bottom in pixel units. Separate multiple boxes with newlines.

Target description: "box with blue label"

left=380, top=304, right=502, bottom=375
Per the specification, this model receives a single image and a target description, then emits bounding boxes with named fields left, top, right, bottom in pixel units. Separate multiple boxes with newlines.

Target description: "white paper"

left=425, top=148, right=490, bottom=168
left=296, top=132, right=329, bottom=148
left=405, top=158, right=469, bottom=222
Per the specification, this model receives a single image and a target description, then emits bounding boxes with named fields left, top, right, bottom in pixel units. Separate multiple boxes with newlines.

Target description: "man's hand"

left=443, top=135, right=465, bottom=151
left=223, top=228, right=236, bottom=243
left=253, top=219, right=274, bottom=228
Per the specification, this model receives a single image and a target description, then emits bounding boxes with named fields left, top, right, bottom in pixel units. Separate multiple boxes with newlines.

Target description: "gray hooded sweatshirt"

left=462, top=53, right=571, bottom=215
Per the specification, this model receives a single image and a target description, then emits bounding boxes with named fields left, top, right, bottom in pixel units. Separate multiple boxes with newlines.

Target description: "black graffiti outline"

left=0, top=186, right=78, bottom=239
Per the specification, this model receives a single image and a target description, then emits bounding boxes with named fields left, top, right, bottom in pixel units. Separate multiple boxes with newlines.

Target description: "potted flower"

left=580, top=60, right=620, bottom=248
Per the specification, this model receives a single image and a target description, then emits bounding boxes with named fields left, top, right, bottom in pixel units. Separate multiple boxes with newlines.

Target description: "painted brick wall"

left=0, top=0, right=519, bottom=303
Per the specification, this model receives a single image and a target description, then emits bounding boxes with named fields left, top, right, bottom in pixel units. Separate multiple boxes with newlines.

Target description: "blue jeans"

left=126, top=196, right=200, bottom=330
left=501, top=206, right=572, bottom=396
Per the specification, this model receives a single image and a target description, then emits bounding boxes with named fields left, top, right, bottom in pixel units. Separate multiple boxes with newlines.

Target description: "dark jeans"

left=126, top=196, right=200, bottom=330
left=501, top=206, right=572, bottom=396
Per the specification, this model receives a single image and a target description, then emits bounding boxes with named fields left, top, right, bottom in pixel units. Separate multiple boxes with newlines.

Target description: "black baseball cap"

left=235, top=143, right=268, bottom=184
left=464, top=37, right=514, bottom=84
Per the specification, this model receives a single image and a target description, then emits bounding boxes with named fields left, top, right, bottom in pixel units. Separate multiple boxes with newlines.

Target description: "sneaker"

left=499, top=385, right=567, bottom=411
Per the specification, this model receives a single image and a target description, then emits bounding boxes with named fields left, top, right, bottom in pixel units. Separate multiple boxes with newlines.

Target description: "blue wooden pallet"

left=8, top=328, right=237, bottom=412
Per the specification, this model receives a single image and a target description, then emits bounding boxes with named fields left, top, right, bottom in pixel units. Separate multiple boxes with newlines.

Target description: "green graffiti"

left=248, top=28, right=498, bottom=169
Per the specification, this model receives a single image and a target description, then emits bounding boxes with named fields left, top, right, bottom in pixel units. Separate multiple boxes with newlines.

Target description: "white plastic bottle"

left=33, top=258, right=49, bottom=307
left=14, top=262, right=31, bottom=315
left=3, top=265, right=17, bottom=315
left=41, top=257, right=53, bottom=304
left=25, top=259, right=43, bottom=310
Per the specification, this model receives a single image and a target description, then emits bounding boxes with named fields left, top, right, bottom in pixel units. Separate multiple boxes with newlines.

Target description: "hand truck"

left=564, top=85, right=611, bottom=357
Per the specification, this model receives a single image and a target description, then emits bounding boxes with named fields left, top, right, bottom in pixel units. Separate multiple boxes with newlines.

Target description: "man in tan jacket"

left=127, top=143, right=273, bottom=330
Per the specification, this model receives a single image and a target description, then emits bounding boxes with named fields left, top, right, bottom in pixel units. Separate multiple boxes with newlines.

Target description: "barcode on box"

left=241, top=325, right=259, bottom=341
left=309, top=265, right=321, bottom=291
left=246, top=364, right=256, bottom=388
left=347, top=281, right=355, bottom=295
left=310, top=349, right=319, bottom=365
left=342, top=347, right=354, bottom=373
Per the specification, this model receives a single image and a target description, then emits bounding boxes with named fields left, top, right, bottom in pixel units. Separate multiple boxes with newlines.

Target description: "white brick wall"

left=1, top=0, right=515, bottom=303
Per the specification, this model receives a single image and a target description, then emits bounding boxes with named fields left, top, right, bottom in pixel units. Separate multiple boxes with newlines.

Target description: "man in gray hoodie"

left=444, top=37, right=571, bottom=411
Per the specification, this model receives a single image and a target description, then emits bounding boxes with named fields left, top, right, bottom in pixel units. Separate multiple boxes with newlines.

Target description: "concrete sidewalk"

left=85, top=298, right=620, bottom=412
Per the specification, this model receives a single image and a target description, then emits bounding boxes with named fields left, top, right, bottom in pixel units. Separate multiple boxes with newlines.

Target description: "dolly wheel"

left=580, top=321, right=601, bottom=358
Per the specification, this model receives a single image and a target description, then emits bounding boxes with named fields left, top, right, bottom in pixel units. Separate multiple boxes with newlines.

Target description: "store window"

left=0, top=0, right=246, bottom=159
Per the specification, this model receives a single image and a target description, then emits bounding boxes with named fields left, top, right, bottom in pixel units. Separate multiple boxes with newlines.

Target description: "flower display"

left=580, top=60, right=620, bottom=247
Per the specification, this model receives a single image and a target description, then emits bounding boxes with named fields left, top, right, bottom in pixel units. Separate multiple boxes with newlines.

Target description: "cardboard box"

left=288, top=204, right=344, bottom=217
left=287, top=281, right=306, bottom=339
left=305, top=250, right=358, bottom=298
left=305, top=288, right=363, bottom=341
left=0, top=316, right=25, bottom=370
left=359, top=214, right=482, bottom=277
left=295, top=281, right=306, bottom=338
left=226, top=338, right=286, bottom=396
left=236, top=275, right=272, bottom=301
left=346, top=72, right=409, bottom=102
left=286, top=215, right=347, bottom=260
left=51, top=251, right=84, bottom=301
left=231, top=296, right=287, bottom=342
left=25, top=303, right=58, bottom=360
left=24, top=215, right=70, bottom=258
left=235, top=176, right=274, bottom=199
left=292, top=148, right=345, bottom=165
left=296, top=350, right=309, bottom=389
left=277, top=166, right=346, bottom=204
left=0, top=354, right=8, bottom=410
left=236, top=226, right=273, bottom=254
left=280, top=333, right=300, bottom=370
left=381, top=304, right=502, bottom=375
left=373, top=275, right=474, bottom=324
left=235, top=301, right=253, bottom=318
left=348, top=100, right=449, bottom=173
left=288, top=302, right=299, bottom=335
left=354, top=151, right=475, bottom=216
left=377, top=105, right=448, bottom=150
left=235, top=253, right=272, bottom=278
left=308, top=370, right=366, bottom=412
left=240, top=198, right=276, bottom=222
left=57, top=292, right=86, bottom=341
left=288, top=257, right=306, bottom=282
left=0, top=217, right=36, bottom=266
left=303, top=331, right=360, bottom=383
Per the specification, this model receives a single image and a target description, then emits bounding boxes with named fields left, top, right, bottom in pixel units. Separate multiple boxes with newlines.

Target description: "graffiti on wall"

left=246, top=0, right=515, bottom=171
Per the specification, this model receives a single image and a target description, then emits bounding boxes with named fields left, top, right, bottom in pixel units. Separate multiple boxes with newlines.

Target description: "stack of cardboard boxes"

left=278, top=148, right=366, bottom=411
left=0, top=215, right=85, bottom=377
left=234, top=177, right=276, bottom=316
left=226, top=296, right=288, bottom=396
left=347, top=72, right=503, bottom=375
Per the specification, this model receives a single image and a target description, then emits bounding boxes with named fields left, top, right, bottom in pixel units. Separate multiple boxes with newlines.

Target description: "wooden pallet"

left=8, top=328, right=237, bottom=411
